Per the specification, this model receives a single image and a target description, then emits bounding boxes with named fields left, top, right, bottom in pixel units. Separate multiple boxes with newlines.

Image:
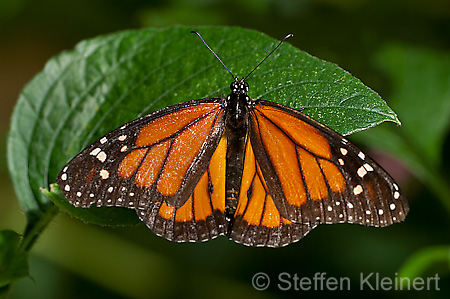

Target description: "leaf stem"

left=17, top=204, right=59, bottom=253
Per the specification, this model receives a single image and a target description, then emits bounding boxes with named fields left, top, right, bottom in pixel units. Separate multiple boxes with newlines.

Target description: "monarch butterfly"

left=57, top=31, right=408, bottom=247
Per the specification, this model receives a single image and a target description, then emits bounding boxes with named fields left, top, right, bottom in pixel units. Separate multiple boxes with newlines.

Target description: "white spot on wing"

left=97, top=151, right=107, bottom=163
left=338, top=158, right=344, bottom=165
left=390, top=203, right=396, bottom=210
left=64, top=185, right=70, bottom=191
left=358, top=151, right=365, bottom=160
left=353, top=185, right=363, bottom=195
left=340, top=148, right=348, bottom=156
left=61, top=173, right=67, bottom=181
left=90, top=147, right=101, bottom=156
left=363, top=163, right=374, bottom=171
left=357, top=166, right=367, bottom=178
left=100, top=137, right=108, bottom=144
left=120, top=145, right=128, bottom=152
left=99, top=169, right=109, bottom=179
left=118, top=135, right=127, bottom=141
left=394, top=191, right=400, bottom=199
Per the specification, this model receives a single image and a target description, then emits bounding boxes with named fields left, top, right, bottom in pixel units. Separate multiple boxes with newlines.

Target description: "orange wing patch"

left=255, top=105, right=331, bottom=159
left=135, top=104, right=217, bottom=147
left=296, top=147, right=329, bottom=200
left=118, top=104, right=223, bottom=199
left=157, top=111, right=220, bottom=196
left=252, top=104, right=347, bottom=203
left=253, top=110, right=307, bottom=207
left=158, top=202, right=175, bottom=220
left=231, top=139, right=316, bottom=247
left=248, top=103, right=350, bottom=225
left=319, top=159, right=345, bottom=193
left=208, top=136, right=227, bottom=213
left=136, top=140, right=171, bottom=188
left=118, top=148, right=148, bottom=178
left=142, top=134, right=227, bottom=243
left=175, top=197, right=193, bottom=222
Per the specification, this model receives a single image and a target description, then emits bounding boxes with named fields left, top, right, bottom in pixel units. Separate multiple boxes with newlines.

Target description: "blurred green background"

left=1, top=0, right=449, bottom=298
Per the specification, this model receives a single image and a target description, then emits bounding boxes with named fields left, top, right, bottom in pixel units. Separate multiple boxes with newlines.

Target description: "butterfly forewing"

left=57, top=99, right=226, bottom=221
left=248, top=100, right=408, bottom=227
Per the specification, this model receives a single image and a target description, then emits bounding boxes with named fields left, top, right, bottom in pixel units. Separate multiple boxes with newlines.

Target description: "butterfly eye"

left=242, top=82, right=249, bottom=92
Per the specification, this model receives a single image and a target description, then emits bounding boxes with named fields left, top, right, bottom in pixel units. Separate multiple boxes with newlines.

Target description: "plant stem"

left=17, top=204, right=59, bottom=253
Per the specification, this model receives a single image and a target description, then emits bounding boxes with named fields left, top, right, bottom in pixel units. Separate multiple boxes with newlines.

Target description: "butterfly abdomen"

left=223, top=92, right=250, bottom=222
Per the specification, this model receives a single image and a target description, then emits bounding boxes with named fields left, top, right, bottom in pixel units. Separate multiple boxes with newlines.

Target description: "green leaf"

left=7, top=25, right=399, bottom=226
left=0, top=230, right=29, bottom=288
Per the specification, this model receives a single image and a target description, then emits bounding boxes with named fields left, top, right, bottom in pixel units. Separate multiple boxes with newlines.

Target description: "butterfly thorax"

left=225, top=80, right=250, bottom=128
left=223, top=79, right=251, bottom=221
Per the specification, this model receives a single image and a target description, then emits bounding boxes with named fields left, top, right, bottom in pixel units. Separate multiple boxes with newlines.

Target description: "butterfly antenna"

left=191, top=31, right=236, bottom=80
left=243, top=33, right=293, bottom=81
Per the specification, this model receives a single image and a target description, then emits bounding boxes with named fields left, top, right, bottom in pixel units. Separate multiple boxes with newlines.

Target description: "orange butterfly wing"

left=57, top=99, right=228, bottom=242
left=246, top=101, right=409, bottom=228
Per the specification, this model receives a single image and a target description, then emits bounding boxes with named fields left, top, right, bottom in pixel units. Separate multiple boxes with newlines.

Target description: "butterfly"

left=56, top=31, right=408, bottom=247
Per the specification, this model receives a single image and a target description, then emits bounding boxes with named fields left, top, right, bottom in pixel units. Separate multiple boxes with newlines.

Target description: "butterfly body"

left=223, top=80, right=251, bottom=222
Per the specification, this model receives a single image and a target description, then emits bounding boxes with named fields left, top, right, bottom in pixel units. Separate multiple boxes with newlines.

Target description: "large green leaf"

left=7, top=26, right=399, bottom=226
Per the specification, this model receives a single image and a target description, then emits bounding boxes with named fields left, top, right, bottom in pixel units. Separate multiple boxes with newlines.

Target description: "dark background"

left=1, top=0, right=449, bottom=298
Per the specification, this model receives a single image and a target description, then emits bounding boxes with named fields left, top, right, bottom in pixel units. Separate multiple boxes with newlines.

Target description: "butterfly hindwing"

left=248, top=100, right=408, bottom=227
left=143, top=136, right=228, bottom=242
left=229, top=137, right=317, bottom=247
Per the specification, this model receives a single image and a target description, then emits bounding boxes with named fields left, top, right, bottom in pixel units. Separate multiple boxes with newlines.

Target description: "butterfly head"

left=230, top=79, right=249, bottom=95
